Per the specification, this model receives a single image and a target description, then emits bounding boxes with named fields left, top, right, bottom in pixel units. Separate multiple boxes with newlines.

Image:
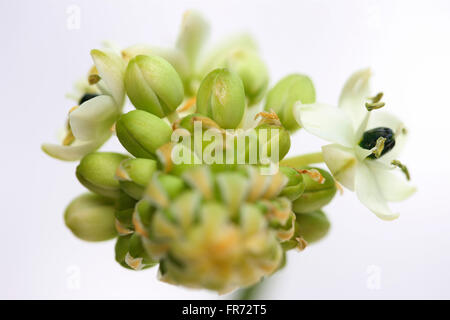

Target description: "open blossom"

left=294, top=69, right=416, bottom=220
left=42, top=48, right=125, bottom=161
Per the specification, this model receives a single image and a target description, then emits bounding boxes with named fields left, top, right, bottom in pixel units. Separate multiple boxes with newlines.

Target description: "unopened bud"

left=196, top=68, right=245, bottom=129
left=264, top=74, right=316, bottom=131
left=125, top=55, right=184, bottom=118
left=116, top=110, right=173, bottom=159
left=64, top=193, right=117, bottom=242
left=76, top=152, right=129, bottom=198
left=295, top=210, right=330, bottom=243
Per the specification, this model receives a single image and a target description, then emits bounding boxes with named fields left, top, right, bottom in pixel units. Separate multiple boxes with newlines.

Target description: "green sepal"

left=279, top=166, right=305, bottom=201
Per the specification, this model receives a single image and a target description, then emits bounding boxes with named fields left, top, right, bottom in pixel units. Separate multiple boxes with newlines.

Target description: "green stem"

left=235, top=280, right=264, bottom=300
left=280, top=152, right=324, bottom=167
left=167, top=111, right=179, bottom=124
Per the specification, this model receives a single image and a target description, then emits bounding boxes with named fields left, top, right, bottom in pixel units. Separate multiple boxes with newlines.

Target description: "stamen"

left=254, top=110, right=282, bottom=126
left=365, top=101, right=385, bottom=111
left=295, top=168, right=325, bottom=184
left=68, top=105, right=79, bottom=114
left=62, top=130, right=75, bottom=146
left=391, top=160, right=411, bottom=181
left=88, top=74, right=101, bottom=85
left=371, top=137, right=386, bottom=158
left=368, top=92, right=384, bottom=103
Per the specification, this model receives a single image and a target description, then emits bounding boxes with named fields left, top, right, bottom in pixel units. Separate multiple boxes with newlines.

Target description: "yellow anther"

left=68, top=105, right=79, bottom=114
left=62, top=130, right=75, bottom=146
left=296, top=168, right=325, bottom=184
left=88, top=74, right=101, bottom=85
left=365, top=101, right=385, bottom=111
left=368, top=92, right=384, bottom=103
left=372, top=137, right=386, bottom=158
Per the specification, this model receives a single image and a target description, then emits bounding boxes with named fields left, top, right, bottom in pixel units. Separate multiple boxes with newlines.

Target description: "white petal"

left=367, top=111, right=408, bottom=163
left=366, top=161, right=416, bottom=202
left=354, top=145, right=373, bottom=161
left=294, top=102, right=355, bottom=147
left=69, top=95, right=118, bottom=141
left=91, top=49, right=125, bottom=107
left=322, top=144, right=357, bottom=190
left=339, top=68, right=372, bottom=128
left=355, top=163, right=399, bottom=220
left=41, top=134, right=110, bottom=161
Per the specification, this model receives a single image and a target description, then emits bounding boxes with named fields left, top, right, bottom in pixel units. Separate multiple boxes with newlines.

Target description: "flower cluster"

left=44, top=11, right=415, bottom=293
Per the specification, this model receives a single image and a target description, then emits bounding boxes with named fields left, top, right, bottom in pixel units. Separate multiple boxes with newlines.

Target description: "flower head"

left=42, top=49, right=126, bottom=160
left=294, top=69, right=416, bottom=220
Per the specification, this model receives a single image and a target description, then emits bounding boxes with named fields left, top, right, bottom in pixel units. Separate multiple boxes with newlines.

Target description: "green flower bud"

left=196, top=68, right=245, bottom=129
left=116, top=158, right=158, bottom=200
left=76, top=152, right=129, bottom=198
left=223, top=49, right=269, bottom=105
left=292, top=167, right=337, bottom=213
left=264, top=74, right=316, bottom=131
left=64, top=193, right=117, bottom=242
left=115, top=234, right=157, bottom=270
left=279, top=167, right=305, bottom=201
left=116, top=110, right=173, bottom=159
left=176, top=11, right=209, bottom=74
left=125, top=55, right=184, bottom=118
left=295, top=210, right=330, bottom=243
left=254, top=121, right=291, bottom=162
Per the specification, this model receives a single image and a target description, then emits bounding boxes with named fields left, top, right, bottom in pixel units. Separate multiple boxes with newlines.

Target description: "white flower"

left=42, top=49, right=125, bottom=161
left=294, top=69, right=416, bottom=220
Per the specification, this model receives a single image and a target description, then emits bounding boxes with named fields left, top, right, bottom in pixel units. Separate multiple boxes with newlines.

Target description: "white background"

left=1, top=0, right=449, bottom=299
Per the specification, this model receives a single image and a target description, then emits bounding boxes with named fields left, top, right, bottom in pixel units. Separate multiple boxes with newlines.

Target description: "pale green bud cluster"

left=47, top=11, right=346, bottom=295
left=133, top=166, right=298, bottom=293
